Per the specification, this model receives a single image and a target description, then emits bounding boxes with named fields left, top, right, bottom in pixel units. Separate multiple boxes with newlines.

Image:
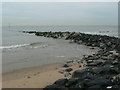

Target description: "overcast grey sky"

left=2, top=2, right=118, bottom=26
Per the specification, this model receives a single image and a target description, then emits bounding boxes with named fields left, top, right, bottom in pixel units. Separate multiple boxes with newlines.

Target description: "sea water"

left=1, top=25, right=118, bottom=50
left=1, top=25, right=118, bottom=73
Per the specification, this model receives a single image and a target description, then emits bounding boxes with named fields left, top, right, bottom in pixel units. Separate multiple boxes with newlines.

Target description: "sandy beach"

left=3, top=61, right=86, bottom=88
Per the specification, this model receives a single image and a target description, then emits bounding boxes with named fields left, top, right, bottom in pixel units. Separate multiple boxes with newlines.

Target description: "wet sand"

left=2, top=39, right=98, bottom=73
left=3, top=62, right=87, bottom=88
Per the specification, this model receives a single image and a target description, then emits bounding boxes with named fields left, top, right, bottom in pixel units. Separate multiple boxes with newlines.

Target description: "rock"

left=27, top=76, right=31, bottom=78
left=109, top=50, right=119, bottom=56
left=64, top=73, right=71, bottom=77
left=72, top=61, right=79, bottom=64
left=54, top=79, right=68, bottom=86
left=111, top=74, right=120, bottom=85
left=79, top=65, right=82, bottom=68
left=66, top=60, right=73, bottom=63
left=112, top=60, right=119, bottom=65
left=90, top=47, right=95, bottom=49
left=58, top=70, right=65, bottom=74
left=86, top=60, right=93, bottom=63
left=110, top=68, right=119, bottom=74
left=65, top=68, right=73, bottom=72
left=101, top=56, right=108, bottom=60
left=111, top=85, right=120, bottom=88
left=93, top=65, right=114, bottom=75
left=65, top=78, right=77, bottom=87
left=102, top=61, right=112, bottom=66
left=72, top=69, right=94, bottom=79
left=63, top=64, right=69, bottom=68
left=86, top=61, right=103, bottom=66
left=89, top=85, right=101, bottom=88
left=45, top=84, right=59, bottom=89
left=85, top=77, right=110, bottom=87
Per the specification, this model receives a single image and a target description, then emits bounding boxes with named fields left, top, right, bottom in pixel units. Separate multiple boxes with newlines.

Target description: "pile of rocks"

left=44, top=50, right=120, bottom=89
left=23, top=31, right=120, bottom=53
left=65, top=32, right=120, bottom=53
left=23, top=31, right=120, bottom=89
left=23, top=31, right=71, bottom=39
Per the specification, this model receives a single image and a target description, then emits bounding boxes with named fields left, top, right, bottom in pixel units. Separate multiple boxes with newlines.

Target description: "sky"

left=2, top=2, right=118, bottom=26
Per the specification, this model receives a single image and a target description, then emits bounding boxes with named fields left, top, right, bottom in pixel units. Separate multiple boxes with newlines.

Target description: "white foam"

left=0, top=44, right=29, bottom=49
left=84, top=32, right=118, bottom=37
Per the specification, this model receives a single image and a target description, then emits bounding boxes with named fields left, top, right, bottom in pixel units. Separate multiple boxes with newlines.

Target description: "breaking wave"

left=0, top=42, right=48, bottom=50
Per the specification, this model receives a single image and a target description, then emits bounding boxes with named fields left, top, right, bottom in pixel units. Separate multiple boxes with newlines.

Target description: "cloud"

left=2, top=2, right=118, bottom=26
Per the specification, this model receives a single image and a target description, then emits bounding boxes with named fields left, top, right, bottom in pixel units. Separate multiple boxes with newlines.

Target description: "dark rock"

left=110, top=68, right=119, bottom=74
left=85, top=77, right=110, bottom=87
left=101, top=56, right=108, bottom=60
left=65, top=68, right=73, bottom=72
left=89, top=85, right=101, bottom=88
left=66, top=60, right=73, bottom=63
left=45, top=84, right=59, bottom=88
left=102, top=61, right=112, bottom=66
left=54, top=79, right=68, bottom=86
left=111, top=85, right=120, bottom=88
left=111, top=74, right=120, bottom=85
left=72, top=69, right=94, bottom=79
left=92, top=65, right=115, bottom=75
left=63, top=64, right=69, bottom=68
left=86, top=61, right=103, bottom=66
left=65, top=78, right=77, bottom=87
left=112, top=60, right=119, bottom=65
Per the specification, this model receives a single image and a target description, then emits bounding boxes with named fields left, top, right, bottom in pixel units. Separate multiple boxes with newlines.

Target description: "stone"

left=65, top=78, right=77, bottom=87
left=85, top=77, right=110, bottom=87
left=66, top=60, right=73, bottom=63
left=112, top=60, right=119, bottom=65
left=65, top=68, right=73, bottom=72
left=64, top=73, right=71, bottom=77
left=109, top=50, right=119, bottom=56
left=111, top=74, right=120, bottom=85
left=72, top=69, right=94, bottom=79
left=54, top=79, right=68, bottom=86
left=89, top=85, right=101, bottom=88
left=63, top=64, right=69, bottom=68
left=101, top=56, right=108, bottom=60
left=86, top=61, right=103, bottom=66
left=45, top=84, right=59, bottom=88
left=111, top=85, right=120, bottom=88
left=86, top=60, right=93, bottom=63
left=58, top=70, right=65, bottom=74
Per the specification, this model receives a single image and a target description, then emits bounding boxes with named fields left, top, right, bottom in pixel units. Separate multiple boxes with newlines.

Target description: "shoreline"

left=3, top=61, right=86, bottom=88
left=3, top=63, right=65, bottom=88
left=3, top=31, right=120, bottom=89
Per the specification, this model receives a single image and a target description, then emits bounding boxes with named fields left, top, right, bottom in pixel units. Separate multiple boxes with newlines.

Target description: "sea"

left=1, top=25, right=118, bottom=50
left=1, top=25, right=118, bottom=73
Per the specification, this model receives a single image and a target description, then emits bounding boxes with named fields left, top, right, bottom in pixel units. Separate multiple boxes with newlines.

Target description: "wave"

left=83, top=31, right=118, bottom=37
left=0, top=42, right=48, bottom=50
left=0, top=44, right=29, bottom=49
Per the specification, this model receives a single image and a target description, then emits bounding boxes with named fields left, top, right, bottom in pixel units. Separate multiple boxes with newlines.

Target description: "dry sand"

left=2, top=61, right=86, bottom=88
